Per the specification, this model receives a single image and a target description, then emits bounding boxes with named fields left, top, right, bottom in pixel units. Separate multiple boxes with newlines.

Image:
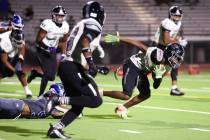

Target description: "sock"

left=60, top=110, right=79, bottom=127
left=58, top=97, right=70, bottom=105
left=53, top=121, right=65, bottom=129
left=172, top=85, right=177, bottom=90
left=99, top=88, right=104, bottom=97
left=39, top=77, right=48, bottom=96
left=24, top=85, right=32, bottom=95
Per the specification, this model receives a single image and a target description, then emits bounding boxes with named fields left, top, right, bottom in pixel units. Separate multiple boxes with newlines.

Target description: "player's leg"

left=47, top=105, right=84, bottom=139
left=38, top=52, right=57, bottom=96
left=116, top=73, right=150, bottom=118
left=0, top=98, right=25, bottom=119
left=170, top=68, right=184, bottom=96
left=57, top=61, right=102, bottom=108
left=103, top=60, right=139, bottom=100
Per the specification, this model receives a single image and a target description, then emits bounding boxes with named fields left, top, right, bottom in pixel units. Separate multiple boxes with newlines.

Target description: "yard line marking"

left=98, top=84, right=210, bottom=93
left=104, top=102, right=210, bottom=115
left=0, top=92, right=23, bottom=97
left=189, top=128, right=210, bottom=132
left=119, top=129, right=142, bottom=134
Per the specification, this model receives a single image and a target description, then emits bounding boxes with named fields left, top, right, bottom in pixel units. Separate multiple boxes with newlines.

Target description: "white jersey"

left=0, top=31, right=22, bottom=58
left=66, top=18, right=102, bottom=63
left=40, top=19, right=69, bottom=48
left=154, top=18, right=182, bottom=46
left=130, top=47, right=164, bottom=72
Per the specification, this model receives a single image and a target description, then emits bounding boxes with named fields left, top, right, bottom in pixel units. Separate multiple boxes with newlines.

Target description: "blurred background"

left=0, top=0, right=210, bottom=72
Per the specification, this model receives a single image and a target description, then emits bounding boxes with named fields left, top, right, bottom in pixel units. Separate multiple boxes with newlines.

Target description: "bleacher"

left=10, top=0, right=210, bottom=42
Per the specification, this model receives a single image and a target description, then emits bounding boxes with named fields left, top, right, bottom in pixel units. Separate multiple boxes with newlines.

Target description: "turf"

left=0, top=72, right=210, bottom=140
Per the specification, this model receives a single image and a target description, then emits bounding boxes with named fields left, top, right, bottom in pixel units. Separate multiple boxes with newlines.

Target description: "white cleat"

left=115, top=104, right=128, bottom=119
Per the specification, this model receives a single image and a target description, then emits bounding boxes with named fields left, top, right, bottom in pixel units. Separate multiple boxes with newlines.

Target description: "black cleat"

left=27, top=70, right=43, bottom=83
left=26, top=94, right=32, bottom=99
left=47, top=124, right=70, bottom=139
left=170, top=88, right=185, bottom=96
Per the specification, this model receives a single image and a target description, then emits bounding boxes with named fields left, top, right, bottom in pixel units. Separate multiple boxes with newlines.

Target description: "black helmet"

left=51, top=5, right=67, bottom=24
left=164, top=43, right=185, bottom=69
left=82, top=1, right=105, bottom=25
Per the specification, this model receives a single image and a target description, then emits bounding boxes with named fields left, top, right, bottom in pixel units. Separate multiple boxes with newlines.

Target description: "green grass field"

left=0, top=72, right=210, bottom=140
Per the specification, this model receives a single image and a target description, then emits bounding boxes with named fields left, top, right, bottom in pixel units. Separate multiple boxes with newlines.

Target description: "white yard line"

left=189, top=128, right=210, bottom=132
left=104, top=102, right=210, bottom=115
left=0, top=92, right=23, bottom=97
left=119, top=129, right=142, bottom=134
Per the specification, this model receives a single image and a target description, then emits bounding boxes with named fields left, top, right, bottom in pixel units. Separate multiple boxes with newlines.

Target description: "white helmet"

left=168, top=6, right=183, bottom=23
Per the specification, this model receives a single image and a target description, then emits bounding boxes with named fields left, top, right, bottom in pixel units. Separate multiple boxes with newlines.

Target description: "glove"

left=153, top=78, right=162, bottom=89
left=97, top=66, right=110, bottom=75
left=179, top=39, right=188, bottom=47
left=153, top=65, right=166, bottom=79
left=86, top=57, right=97, bottom=77
left=104, top=31, right=120, bottom=43
left=60, top=53, right=66, bottom=61
left=48, top=47, right=57, bottom=53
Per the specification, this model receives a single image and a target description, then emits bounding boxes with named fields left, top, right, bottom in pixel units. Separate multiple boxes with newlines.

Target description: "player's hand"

left=97, top=66, right=110, bottom=75
left=48, top=47, right=56, bottom=53
left=153, top=65, right=166, bottom=79
left=60, top=53, right=66, bottom=61
left=104, top=31, right=120, bottom=43
left=88, top=64, right=98, bottom=77
left=179, top=39, right=188, bottom=47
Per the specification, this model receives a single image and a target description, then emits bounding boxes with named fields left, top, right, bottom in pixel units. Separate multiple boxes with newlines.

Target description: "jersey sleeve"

left=82, top=24, right=101, bottom=42
left=40, top=19, right=51, bottom=31
left=63, top=21, right=69, bottom=34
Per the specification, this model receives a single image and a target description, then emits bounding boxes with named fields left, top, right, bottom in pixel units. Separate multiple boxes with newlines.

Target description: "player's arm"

left=163, top=30, right=178, bottom=45
left=36, top=28, right=47, bottom=46
left=0, top=53, right=15, bottom=72
left=80, top=28, right=100, bottom=77
left=104, top=32, right=148, bottom=53
left=58, top=33, right=68, bottom=54
left=0, top=26, right=12, bottom=33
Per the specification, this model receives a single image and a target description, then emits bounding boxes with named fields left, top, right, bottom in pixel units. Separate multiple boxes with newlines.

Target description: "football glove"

left=179, top=39, right=188, bottom=47
left=153, top=65, right=166, bottom=79
left=97, top=66, right=110, bottom=75
left=104, top=31, right=120, bottom=43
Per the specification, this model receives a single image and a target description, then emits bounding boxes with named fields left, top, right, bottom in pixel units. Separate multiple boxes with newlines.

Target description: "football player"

left=0, top=83, right=67, bottom=119
left=47, top=1, right=105, bottom=139
left=27, top=5, right=69, bottom=96
left=154, top=6, right=187, bottom=96
left=0, top=15, right=33, bottom=98
left=103, top=33, right=185, bottom=118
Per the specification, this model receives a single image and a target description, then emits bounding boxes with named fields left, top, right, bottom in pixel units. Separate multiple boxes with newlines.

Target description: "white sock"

left=53, top=121, right=65, bottom=129
left=172, top=85, right=177, bottom=90
left=24, top=85, right=32, bottom=95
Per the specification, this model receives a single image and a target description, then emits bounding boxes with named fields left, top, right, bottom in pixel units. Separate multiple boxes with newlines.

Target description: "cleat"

left=47, top=124, right=70, bottom=139
left=27, top=70, right=43, bottom=83
left=26, top=94, right=32, bottom=99
left=115, top=104, right=128, bottom=119
left=170, top=88, right=185, bottom=96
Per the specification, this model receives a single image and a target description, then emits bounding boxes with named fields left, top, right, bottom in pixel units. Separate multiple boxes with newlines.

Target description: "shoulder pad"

left=40, top=19, right=53, bottom=31
left=161, top=18, right=176, bottom=31
left=84, top=18, right=102, bottom=33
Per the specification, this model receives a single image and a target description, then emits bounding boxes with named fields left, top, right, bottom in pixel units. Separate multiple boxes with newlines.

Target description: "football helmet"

left=82, top=1, right=105, bottom=25
left=11, top=15, right=24, bottom=30
left=49, top=83, right=65, bottom=97
left=164, top=43, right=185, bottom=69
left=168, top=6, right=183, bottom=23
left=51, top=5, right=67, bottom=24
